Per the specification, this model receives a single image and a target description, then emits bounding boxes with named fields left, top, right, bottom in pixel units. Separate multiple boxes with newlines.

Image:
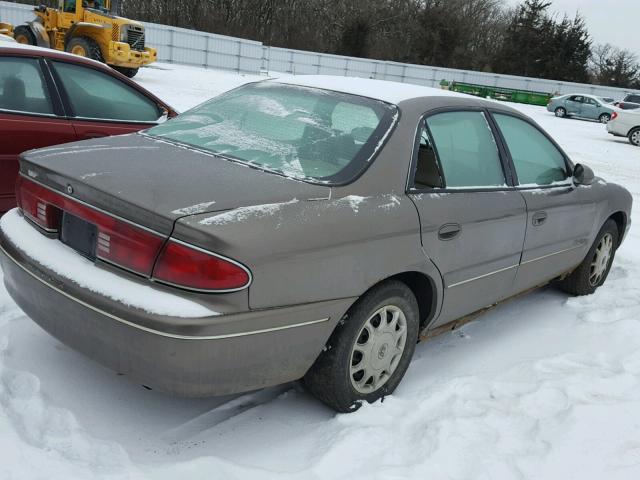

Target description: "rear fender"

left=64, top=22, right=106, bottom=48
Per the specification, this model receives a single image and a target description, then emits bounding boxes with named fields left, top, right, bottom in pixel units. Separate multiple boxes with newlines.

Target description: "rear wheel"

left=65, top=37, right=103, bottom=62
left=599, top=113, right=611, bottom=124
left=113, top=67, right=139, bottom=78
left=304, top=280, right=419, bottom=412
left=629, top=127, right=640, bottom=147
left=559, top=219, right=619, bottom=295
left=554, top=107, right=567, bottom=118
left=14, top=25, right=36, bottom=45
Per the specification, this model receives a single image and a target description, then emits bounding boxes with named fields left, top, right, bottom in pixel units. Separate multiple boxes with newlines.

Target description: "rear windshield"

left=145, top=82, right=398, bottom=184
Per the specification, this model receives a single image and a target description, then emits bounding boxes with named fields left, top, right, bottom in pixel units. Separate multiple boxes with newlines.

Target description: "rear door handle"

left=438, top=223, right=461, bottom=241
left=532, top=211, right=548, bottom=226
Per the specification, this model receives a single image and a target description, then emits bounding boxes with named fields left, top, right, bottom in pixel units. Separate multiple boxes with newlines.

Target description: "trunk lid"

left=20, top=133, right=330, bottom=234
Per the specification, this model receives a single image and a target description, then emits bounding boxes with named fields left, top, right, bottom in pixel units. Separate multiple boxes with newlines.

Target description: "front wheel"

left=554, top=107, right=567, bottom=118
left=113, top=67, right=139, bottom=78
left=599, top=113, right=611, bottom=124
left=304, top=280, right=419, bottom=413
left=629, top=127, right=640, bottom=147
left=14, top=25, right=36, bottom=45
left=559, top=219, right=619, bottom=295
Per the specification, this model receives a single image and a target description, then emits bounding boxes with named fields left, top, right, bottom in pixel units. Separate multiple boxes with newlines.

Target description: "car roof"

left=271, top=75, right=463, bottom=105
left=0, top=43, right=107, bottom=69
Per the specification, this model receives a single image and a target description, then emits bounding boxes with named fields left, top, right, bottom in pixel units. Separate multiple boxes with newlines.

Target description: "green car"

left=547, top=93, right=616, bottom=123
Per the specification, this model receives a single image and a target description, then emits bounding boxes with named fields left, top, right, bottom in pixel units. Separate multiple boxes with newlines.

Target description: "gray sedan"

left=547, top=93, right=617, bottom=123
left=0, top=77, right=632, bottom=412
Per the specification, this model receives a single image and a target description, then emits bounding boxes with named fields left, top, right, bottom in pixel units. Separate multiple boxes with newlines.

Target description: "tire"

left=113, top=67, right=139, bottom=78
left=629, top=127, right=640, bottom=147
left=14, top=25, right=36, bottom=46
left=599, top=113, right=611, bottom=124
left=559, top=219, right=619, bottom=296
left=554, top=107, right=567, bottom=118
left=65, top=36, right=103, bottom=62
left=304, top=280, right=419, bottom=413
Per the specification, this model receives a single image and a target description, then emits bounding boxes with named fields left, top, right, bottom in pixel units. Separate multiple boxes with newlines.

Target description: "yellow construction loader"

left=8, top=0, right=156, bottom=77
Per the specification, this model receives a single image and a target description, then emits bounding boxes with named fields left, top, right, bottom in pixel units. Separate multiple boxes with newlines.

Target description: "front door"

left=490, top=112, right=597, bottom=293
left=49, top=60, right=163, bottom=140
left=580, top=97, right=600, bottom=120
left=0, top=56, right=76, bottom=214
left=408, top=110, right=527, bottom=327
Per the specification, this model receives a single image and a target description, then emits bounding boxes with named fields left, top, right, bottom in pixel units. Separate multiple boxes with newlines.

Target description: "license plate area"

left=59, top=212, right=98, bottom=261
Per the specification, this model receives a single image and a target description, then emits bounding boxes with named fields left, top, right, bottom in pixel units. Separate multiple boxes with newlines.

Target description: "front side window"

left=146, top=83, right=397, bottom=184
left=584, top=97, right=599, bottom=106
left=413, top=111, right=505, bottom=189
left=494, top=114, right=568, bottom=186
left=52, top=61, right=161, bottom=122
left=0, top=57, right=54, bottom=115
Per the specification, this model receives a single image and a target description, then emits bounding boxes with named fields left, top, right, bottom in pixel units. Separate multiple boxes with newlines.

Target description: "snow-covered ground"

left=2, top=62, right=640, bottom=479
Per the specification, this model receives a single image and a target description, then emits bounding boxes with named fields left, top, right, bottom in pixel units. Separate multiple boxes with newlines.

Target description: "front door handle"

left=438, top=223, right=461, bottom=241
left=532, top=211, right=548, bottom=226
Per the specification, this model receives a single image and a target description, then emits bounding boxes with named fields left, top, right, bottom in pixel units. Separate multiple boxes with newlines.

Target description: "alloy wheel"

left=349, top=305, right=408, bottom=394
left=632, top=130, right=640, bottom=146
left=589, top=233, right=613, bottom=286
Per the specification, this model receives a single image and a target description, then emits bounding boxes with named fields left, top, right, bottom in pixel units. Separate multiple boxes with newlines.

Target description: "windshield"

left=599, top=97, right=615, bottom=104
left=145, top=82, right=398, bottom=184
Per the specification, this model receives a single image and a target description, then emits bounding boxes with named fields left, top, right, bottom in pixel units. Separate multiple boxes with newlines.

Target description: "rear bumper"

left=0, top=227, right=351, bottom=396
left=108, top=41, right=157, bottom=68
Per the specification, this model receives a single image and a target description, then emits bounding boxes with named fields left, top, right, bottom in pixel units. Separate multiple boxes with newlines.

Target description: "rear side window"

left=0, top=57, right=54, bottom=115
left=494, top=114, right=567, bottom=186
left=52, top=61, right=160, bottom=122
left=417, top=111, right=505, bottom=188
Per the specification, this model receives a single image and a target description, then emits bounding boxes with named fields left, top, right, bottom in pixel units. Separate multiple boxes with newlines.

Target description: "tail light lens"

left=611, top=111, right=618, bottom=120
left=16, top=176, right=165, bottom=275
left=153, top=239, right=251, bottom=291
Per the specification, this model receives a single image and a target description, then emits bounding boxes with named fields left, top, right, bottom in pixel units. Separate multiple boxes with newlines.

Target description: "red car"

left=0, top=44, right=176, bottom=214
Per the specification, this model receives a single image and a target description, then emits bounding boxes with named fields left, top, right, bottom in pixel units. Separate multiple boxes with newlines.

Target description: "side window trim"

left=406, top=106, right=515, bottom=194
left=48, top=59, right=162, bottom=124
left=0, top=56, right=64, bottom=119
left=487, top=109, right=574, bottom=188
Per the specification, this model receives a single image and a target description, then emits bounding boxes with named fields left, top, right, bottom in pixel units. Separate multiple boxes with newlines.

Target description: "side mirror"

left=157, top=107, right=171, bottom=123
left=573, top=163, right=594, bottom=186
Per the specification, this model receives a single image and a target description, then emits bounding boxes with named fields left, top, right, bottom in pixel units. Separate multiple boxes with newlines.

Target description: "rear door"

left=490, top=112, right=597, bottom=293
left=0, top=56, right=75, bottom=214
left=565, top=95, right=584, bottom=116
left=48, top=60, right=164, bottom=140
left=408, top=109, right=527, bottom=327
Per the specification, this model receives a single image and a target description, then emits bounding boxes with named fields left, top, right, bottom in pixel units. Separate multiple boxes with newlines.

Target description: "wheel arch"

left=64, top=23, right=106, bottom=51
left=609, top=211, right=628, bottom=246
left=341, top=271, right=438, bottom=332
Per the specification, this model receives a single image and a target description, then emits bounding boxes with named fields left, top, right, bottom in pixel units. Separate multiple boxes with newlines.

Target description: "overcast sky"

left=503, top=0, right=639, bottom=57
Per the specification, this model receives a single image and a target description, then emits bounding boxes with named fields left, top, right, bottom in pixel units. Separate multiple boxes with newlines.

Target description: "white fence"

left=2, top=0, right=639, bottom=100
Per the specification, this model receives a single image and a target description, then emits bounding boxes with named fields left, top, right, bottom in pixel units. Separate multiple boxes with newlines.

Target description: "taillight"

left=16, top=176, right=165, bottom=275
left=611, top=111, right=618, bottom=121
left=18, top=180, right=62, bottom=231
left=153, top=239, right=251, bottom=291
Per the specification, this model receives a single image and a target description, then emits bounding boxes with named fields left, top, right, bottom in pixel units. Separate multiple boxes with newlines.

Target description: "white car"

left=607, top=108, right=640, bottom=146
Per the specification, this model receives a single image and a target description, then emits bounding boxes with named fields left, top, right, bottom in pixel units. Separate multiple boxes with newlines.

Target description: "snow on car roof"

left=271, top=75, right=462, bottom=105
left=0, top=43, right=104, bottom=66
